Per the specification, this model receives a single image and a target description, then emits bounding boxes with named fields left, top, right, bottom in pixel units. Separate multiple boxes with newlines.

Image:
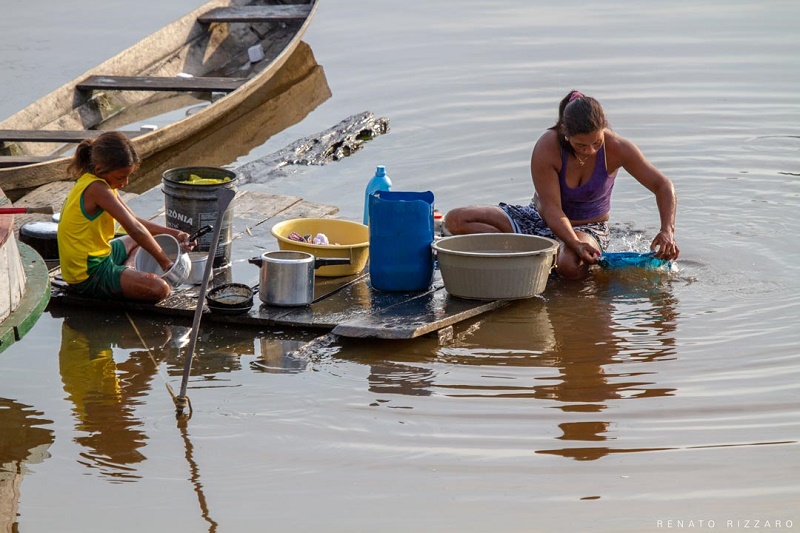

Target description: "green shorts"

left=70, top=239, right=128, bottom=298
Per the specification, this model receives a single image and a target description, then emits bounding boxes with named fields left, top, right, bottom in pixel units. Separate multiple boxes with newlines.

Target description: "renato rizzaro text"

left=656, top=519, right=793, bottom=529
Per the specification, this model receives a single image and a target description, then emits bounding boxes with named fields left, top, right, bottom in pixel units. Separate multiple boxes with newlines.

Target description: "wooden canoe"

left=0, top=0, right=319, bottom=199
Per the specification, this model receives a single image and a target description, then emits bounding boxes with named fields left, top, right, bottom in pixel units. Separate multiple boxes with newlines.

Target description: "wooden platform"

left=47, top=187, right=508, bottom=341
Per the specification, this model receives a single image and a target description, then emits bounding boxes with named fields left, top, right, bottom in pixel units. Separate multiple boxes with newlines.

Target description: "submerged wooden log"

left=236, top=111, right=390, bottom=184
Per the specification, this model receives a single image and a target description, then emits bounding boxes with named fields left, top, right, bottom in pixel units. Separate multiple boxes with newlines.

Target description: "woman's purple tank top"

left=558, top=144, right=617, bottom=221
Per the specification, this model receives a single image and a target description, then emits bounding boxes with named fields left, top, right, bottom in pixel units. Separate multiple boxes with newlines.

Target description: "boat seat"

left=76, top=76, right=247, bottom=93
left=0, top=130, right=142, bottom=143
left=197, top=5, right=313, bottom=24
left=0, top=156, right=59, bottom=168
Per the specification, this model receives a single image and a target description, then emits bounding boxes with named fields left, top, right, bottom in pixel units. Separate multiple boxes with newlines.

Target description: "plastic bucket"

left=368, top=190, right=435, bottom=292
left=162, top=166, right=237, bottom=267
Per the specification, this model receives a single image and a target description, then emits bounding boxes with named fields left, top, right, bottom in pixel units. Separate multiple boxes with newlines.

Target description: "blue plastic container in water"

left=368, top=190, right=435, bottom=291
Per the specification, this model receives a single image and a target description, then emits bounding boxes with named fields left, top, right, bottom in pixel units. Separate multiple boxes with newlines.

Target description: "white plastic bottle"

left=363, top=165, right=392, bottom=225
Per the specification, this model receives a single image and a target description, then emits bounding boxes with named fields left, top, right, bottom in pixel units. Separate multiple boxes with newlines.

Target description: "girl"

left=444, top=90, right=679, bottom=280
left=57, top=132, right=192, bottom=301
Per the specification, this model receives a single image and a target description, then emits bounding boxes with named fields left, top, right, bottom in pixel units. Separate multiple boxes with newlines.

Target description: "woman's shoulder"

left=532, top=129, right=562, bottom=160
left=603, top=130, right=640, bottom=162
left=537, top=128, right=560, bottom=146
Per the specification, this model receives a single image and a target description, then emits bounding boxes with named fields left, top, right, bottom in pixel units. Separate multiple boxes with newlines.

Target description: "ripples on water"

left=2, top=0, right=799, bottom=531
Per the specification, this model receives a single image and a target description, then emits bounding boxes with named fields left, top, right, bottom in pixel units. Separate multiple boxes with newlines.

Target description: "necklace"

left=575, top=154, right=589, bottom=166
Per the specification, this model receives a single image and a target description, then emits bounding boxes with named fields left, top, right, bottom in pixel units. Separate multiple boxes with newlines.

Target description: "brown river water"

left=1, top=1, right=799, bottom=532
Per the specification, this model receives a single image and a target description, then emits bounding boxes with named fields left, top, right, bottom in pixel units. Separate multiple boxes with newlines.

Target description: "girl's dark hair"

left=550, top=90, right=608, bottom=155
left=67, top=131, right=141, bottom=178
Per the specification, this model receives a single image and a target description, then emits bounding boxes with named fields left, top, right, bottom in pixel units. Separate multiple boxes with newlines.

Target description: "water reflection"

left=57, top=311, right=171, bottom=481
left=167, top=325, right=250, bottom=379
left=252, top=337, right=312, bottom=373
left=161, top=325, right=316, bottom=378
left=532, top=270, right=679, bottom=411
left=339, top=268, right=680, bottom=461
left=0, top=399, right=54, bottom=531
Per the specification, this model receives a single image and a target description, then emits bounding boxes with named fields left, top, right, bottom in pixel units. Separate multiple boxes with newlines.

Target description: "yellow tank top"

left=57, top=173, right=119, bottom=284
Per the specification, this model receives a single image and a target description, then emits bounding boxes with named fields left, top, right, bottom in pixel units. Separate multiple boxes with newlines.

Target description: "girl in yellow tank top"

left=56, top=132, right=194, bottom=302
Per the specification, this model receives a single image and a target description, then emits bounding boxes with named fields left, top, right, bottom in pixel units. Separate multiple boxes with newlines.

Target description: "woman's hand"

left=651, top=230, right=680, bottom=260
left=572, top=241, right=602, bottom=265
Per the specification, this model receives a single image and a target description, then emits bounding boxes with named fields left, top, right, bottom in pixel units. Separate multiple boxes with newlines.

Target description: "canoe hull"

left=0, top=0, right=319, bottom=198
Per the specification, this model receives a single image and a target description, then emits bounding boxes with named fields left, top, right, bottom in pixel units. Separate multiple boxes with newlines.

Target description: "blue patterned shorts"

left=498, top=201, right=610, bottom=251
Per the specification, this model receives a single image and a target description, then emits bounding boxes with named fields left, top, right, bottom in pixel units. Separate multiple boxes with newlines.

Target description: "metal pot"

left=187, top=252, right=208, bottom=285
left=185, top=225, right=214, bottom=285
left=248, top=251, right=350, bottom=306
left=134, top=234, right=191, bottom=288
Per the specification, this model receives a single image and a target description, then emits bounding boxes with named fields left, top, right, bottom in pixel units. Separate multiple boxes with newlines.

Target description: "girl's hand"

left=174, top=230, right=195, bottom=252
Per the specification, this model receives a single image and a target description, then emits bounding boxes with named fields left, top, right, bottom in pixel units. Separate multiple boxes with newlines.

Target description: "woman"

left=444, top=90, right=680, bottom=280
left=57, top=132, right=193, bottom=301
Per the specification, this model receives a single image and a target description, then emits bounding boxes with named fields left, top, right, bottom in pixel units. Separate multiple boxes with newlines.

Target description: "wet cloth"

left=498, top=201, right=610, bottom=251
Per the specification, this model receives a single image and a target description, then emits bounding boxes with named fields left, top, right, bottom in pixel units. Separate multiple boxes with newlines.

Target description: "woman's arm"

left=616, top=136, right=680, bottom=260
left=531, top=132, right=600, bottom=263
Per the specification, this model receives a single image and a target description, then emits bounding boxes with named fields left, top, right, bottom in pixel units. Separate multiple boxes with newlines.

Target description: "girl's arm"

left=118, top=199, right=191, bottom=245
left=88, top=182, right=174, bottom=270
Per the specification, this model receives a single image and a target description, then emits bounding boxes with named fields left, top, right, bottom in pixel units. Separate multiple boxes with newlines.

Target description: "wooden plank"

left=77, top=76, right=247, bottom=93
left=332, top=284, right=510, bottom=340
left=198, top=5, right=312, bottom=24
left=0, top=129, right=141, bottom=143
left=0, top=156, right=58, bottom=168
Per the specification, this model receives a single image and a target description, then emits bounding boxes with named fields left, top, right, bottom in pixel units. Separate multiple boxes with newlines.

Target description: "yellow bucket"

left=270, top=218, right=370, bottom=277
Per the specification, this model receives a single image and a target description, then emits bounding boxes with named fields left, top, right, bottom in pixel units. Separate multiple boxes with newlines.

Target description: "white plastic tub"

left=432, top=233, right=558, bottom=300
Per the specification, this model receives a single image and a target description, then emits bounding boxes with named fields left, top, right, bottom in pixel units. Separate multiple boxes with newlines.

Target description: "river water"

left=1, top=1, right=799, bottom=532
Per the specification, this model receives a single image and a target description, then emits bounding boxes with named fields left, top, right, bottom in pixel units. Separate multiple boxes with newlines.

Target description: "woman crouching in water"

left=57, top=132, right=193, bottom=301
left=444, top=90, right=680, bottom=280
